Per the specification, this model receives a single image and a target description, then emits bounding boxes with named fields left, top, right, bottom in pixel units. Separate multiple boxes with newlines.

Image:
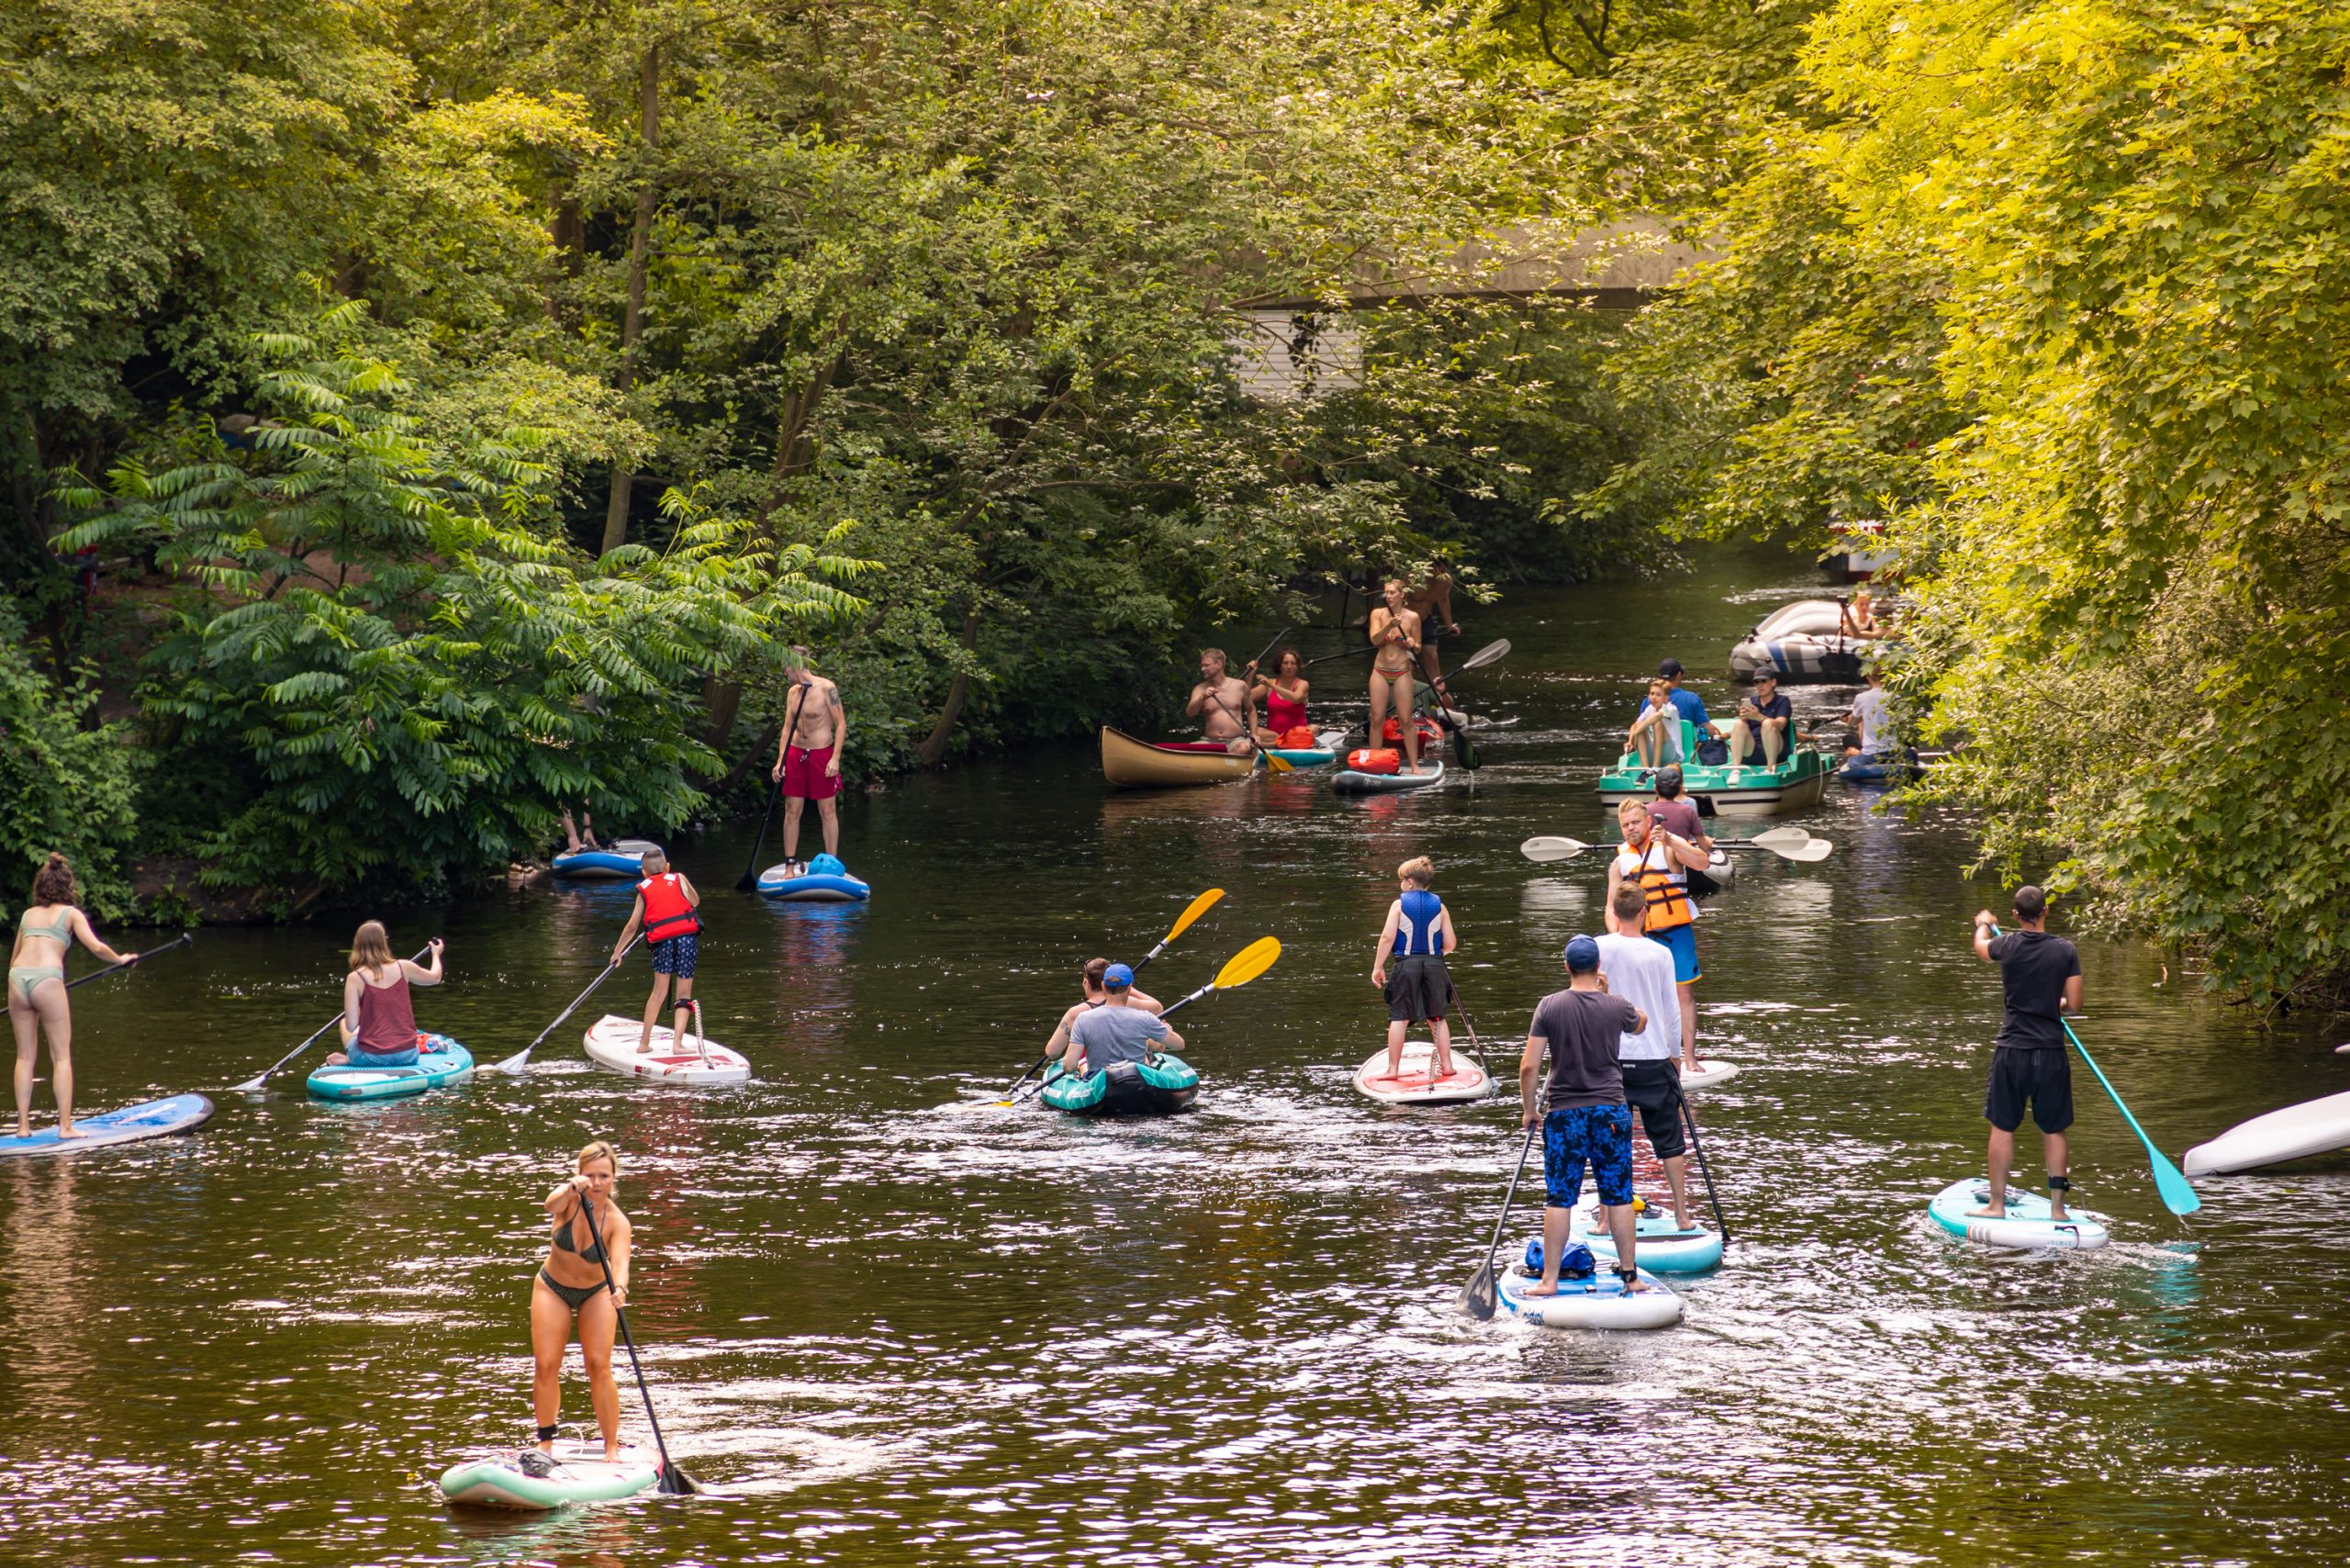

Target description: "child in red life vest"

left=611, top=849, right=703, bottom=1054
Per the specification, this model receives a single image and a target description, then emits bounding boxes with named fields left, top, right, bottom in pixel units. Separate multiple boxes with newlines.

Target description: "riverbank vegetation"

left=7, top=0, right=2343, bottom=1007
left=5, top=0, right=1640, bottom=915
left=1491, top=0, right=2350, bottom=1007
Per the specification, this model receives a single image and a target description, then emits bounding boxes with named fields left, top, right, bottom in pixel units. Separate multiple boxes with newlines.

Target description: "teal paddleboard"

left=438, top=1439, right=657, bottom=1510
left=1928, top=1177, right=2110, bottom=1250
left=306, top=1033, right=474, bottom=1103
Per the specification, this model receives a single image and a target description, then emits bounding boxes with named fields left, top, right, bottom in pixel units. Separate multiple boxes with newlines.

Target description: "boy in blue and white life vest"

left=610, top=849, right=703, bottom=1054
left=1370, top=856, right=1460, bottom=1082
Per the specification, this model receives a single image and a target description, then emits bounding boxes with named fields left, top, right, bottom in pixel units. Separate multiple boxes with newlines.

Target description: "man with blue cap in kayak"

left=1970, top=885, right=2083, bottom=1219
left=1044, top=958, right=1163, bottom=1069
left=1066, top=964, right=1185, bottom=1076
left=1517, top=935, right=1650, bottom=1296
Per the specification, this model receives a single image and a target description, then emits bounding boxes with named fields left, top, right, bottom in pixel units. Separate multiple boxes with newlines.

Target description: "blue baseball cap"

left=1103, top=963, right=1135, bottom=989
left=1563, top=935, right=1601, bottom=972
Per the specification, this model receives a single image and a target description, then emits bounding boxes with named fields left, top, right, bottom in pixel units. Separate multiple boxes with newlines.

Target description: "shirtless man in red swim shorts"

left=769, top=647, right=848, bottom=876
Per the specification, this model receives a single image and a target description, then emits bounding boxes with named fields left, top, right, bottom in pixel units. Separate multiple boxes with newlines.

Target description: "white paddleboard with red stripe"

left=1352, top=1041, right=1495, bottom=1105
left=583, top=1014, right=751, bottom=1087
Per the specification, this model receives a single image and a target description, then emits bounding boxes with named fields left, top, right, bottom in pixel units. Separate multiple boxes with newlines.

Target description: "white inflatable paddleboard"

left=438, top=1439, right=658, bottom=1510
left=1682, top=1058, right=1739, bottom=1090
left=1928, top=1178, right=2109, bottom=1250
left=1572, top=1196, right=1724, bottom=1273
left=1352, top=1041, right=1495, bottom=1105
left=583, top=1014, right=751, bottom=1087
left=2184, top=1088, right=2350, bottom=1175
left=0, top=1094, right=215, bottom=1159
left=1495, top=1259, right=1683, bottom=1330
left=1333, top=760, right=1446, bottom=794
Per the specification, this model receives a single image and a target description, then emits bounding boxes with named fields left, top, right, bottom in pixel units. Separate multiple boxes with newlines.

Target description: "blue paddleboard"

left=0, top=1093, right=216, bottom=1159
left=1928, top=1178, right=2110, bottom=1250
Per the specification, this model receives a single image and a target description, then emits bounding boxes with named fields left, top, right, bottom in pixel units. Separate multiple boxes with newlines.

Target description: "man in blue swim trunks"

left=1518, top=935, right=1650, bottom=1296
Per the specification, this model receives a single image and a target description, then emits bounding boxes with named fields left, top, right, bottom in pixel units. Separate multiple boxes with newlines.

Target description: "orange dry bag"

left=1280, top=725, right=1317, bottom=749
left=1346, top=748, right=1402, bottom=775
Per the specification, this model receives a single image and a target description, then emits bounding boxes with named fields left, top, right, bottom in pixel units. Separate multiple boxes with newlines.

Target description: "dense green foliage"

left=3, top=0, right=1645, bottom=910
left=1502, top=0, right=2350, bottom=1003
left=0, top=606, right=140, bottom=922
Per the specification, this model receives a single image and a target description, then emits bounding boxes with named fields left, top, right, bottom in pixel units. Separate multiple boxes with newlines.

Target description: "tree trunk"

left=600, top=46, right=662, bottom=557
left=701, top=671, right=744, bottom=750
left=914, top=607, right=983, bottom=767
left=759, top=352, right=844, bottom=522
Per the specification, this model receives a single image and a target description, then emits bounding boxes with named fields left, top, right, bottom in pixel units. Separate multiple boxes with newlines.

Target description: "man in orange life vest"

left=1604, top=799, right=1713, bottom=1066
left=611, top=849, right=703, bottom=1054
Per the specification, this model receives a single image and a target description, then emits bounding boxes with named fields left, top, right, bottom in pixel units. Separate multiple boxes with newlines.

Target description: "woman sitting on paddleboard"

left=533, top=1141, right=632, bottom=1462
left=9, top=852, right=138, bottom=1139
left=320, top=921, right=442, bottom=1068
left=1244, top=648, right=1313, bottom=747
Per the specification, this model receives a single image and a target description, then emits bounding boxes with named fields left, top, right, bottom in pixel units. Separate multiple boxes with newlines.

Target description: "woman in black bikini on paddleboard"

left=531, top=1141, right=633, bottom=1462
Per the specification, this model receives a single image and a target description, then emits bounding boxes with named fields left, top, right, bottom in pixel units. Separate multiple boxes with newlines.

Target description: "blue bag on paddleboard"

left=809, top=852, right=848, bottom=877
left=1521, top=1239, right=1596, bottom=1279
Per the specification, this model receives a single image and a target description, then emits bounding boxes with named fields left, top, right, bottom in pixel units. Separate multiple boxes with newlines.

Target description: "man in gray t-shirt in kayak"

left=1067, top=965, right=1185, bottom=1074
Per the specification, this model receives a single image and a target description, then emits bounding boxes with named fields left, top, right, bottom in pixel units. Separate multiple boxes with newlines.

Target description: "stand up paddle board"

left=1333, top=760, right=1446, bottom=794
left=1572, top=1196, right=1724, bottom=1272
left=1682, top=1058, right=1739, bottom=1089
left=438, top=1439, right=658, bottom=1510
left=2183, top=1088, right=2350, bottom=1175
left=1928, top=1178, right=2109, bottom=1250
left=1352, top=1040, right=1494, bottom=1104
left=1495, top=1256, right=1683, bottom=1330
left=583, top=1014, right=751, bottom=1087
left=551, top=839, right=662, bottom=880
left=305, top=1033, right=474, bottom=1102
left=0, top=1093, right=215, bottom=1159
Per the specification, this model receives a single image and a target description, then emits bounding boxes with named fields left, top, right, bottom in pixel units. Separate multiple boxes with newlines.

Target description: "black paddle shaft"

left=578, top=1191, right=697, bottom=1495
left=1462, top=1119, right=1539, bottom=1320
left=64, top=932, right=192, bottom=991
left=1677, top=1089, right=1731, bottom=1247
left=736, top=683, right=808, bottom=890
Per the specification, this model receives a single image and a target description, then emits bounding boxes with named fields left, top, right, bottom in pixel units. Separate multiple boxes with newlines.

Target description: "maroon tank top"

left=353, top=972, right=419, bottom=1058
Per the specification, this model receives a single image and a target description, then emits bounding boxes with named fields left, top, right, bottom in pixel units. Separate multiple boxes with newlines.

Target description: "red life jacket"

left=638, top=872, right=701, bottom=942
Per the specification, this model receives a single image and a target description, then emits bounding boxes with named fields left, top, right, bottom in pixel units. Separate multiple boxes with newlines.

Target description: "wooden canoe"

left=1101, top=727, right=1254, bottom=789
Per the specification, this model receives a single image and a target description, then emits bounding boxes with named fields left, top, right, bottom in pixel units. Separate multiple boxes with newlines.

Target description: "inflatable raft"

left=583, top=1014, right=751, bottom=1087
left=1927, top=1178, right=2109, bottom=1250
left=2184, top=1089, right=2350, bottom=1176
left=1727, top=599, right=1866, bottom=686
left=551, top=839, right=663, bottom=880
left=0, top=1094, right=216, bottom=1159
left=1352, top=1041, right=1494, bottom=1105
left=306, top=1033, right=474, bottom=1102
left=438, top=1439, right=658, bottom=1510
left=1040, top=1053, right=1200, bottom=1116
left=1495, top=1254, right=1683, bottom=1330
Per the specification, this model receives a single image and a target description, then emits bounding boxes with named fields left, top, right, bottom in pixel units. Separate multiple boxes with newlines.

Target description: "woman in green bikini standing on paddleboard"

left=532, top=1141, right=634, bottom=1462
left=9, top=853, right=138, bottom=1139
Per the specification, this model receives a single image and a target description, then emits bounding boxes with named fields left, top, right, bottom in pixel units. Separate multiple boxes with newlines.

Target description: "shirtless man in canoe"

left=1185, top=649, right=1255, bottom=755
left=769, top=646, right=847, bottom=877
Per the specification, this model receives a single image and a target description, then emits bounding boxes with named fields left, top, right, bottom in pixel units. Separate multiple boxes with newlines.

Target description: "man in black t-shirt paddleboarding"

left=1970, top=886, right=2085, bottom=1219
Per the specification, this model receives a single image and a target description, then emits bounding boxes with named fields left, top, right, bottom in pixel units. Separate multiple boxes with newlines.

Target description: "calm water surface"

left=6, top=554, right=2347, bottom=1566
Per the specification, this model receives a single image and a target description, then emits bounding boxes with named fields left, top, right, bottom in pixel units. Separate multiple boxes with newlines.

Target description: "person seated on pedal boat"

left=1044, top=958, right=1164, bottom=1068
left=1718, top=667, right=1793, bottom=768
left=321, top=921, right=444, bottom=1067
left=1065, top=965, right=1183, bottom=1077
left=1628, top=678, right=1685, bottom=769
left=1812, top=665, right=1894, bottom=761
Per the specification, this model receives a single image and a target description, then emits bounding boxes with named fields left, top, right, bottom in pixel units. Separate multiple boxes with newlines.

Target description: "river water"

left=6, top=552, right=2347, bottom=1567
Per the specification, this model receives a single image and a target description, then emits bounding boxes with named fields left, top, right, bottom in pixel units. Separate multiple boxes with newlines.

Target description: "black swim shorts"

left=1984, top=1046, right=2073, bottom=1135
left=1384, top=953, right=1454, bottom=1024
left=1618, top=1059, right=1688, bottom=1160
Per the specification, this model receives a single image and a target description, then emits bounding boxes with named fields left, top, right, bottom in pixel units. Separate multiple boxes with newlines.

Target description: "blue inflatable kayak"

left=306, top=1033, right=475, bottom=1103
left=757, top=863, right=870, bottom=902
left=0, top=1093, right=216, bottom=1159
left=550, top=839, right=661, bottom=880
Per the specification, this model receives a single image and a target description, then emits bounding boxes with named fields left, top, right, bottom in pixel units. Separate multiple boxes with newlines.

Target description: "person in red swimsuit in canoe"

left=769, top=646, right=848, bottom=879
left=1243, top=647, right=1313, bottom=748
